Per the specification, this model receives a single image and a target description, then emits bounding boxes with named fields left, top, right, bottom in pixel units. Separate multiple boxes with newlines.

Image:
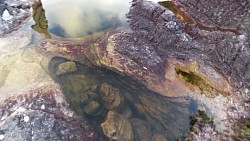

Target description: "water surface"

left=41, top=0, right=131, bottom=38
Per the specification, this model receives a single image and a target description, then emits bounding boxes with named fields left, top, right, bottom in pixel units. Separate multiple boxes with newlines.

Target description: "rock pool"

left=0, top=0, right=249, bottom=140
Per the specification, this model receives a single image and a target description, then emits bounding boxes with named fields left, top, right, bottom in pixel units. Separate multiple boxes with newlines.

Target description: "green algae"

left=31, top=1, right=51, bottom=38
left=175, top=66, right=229, bottom=97
left=241, top=123, right=250, bottom=137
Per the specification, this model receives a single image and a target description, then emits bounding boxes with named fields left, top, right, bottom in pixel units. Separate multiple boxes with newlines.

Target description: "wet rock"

left=82, top=100, right=101, bottom=115
left=100, top=83, right=122, bottom=110
left=56, top=61, right=77, bottom=75
left=0, top=85, right=104, bottom=141
left=120, top=105, right=132, bottom=119
left=101, top=111, right=133, bottom=141
left=151, top=133, right=168, bottom=141
left=131, top=118, right=152, bottom=141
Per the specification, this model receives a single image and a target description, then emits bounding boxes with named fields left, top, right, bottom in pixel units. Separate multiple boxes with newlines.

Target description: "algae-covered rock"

left=100, top=83, right=122, bottom=110
left=31, top=0, right=51, bottom=38
left=56, top=61, right=77, bottom=75
left=82, top=100, right=101, bottom=115
left=101, top=111, right=133, bottom=141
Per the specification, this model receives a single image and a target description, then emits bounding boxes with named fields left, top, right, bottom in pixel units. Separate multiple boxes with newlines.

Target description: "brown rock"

left=82, top=100, right=101, bottom=115
left=101, top=111, right=133, bottom=141
left=152, top=133, right=168, bottom=141
left=56, top=61, right=77, bottom=75
left=100, top=83, right=122, bottom=110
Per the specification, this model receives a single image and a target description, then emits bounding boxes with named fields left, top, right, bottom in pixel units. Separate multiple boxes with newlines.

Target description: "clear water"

left=47, top=57, right=196, bottom=141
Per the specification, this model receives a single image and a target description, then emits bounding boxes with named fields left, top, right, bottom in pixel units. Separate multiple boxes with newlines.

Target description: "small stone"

left=1, top=116, right=5, bottom=121
left=2, top=10, right=13, bottom=21
left=0, top=134, right=4, bottom=140
left=17, top=107, right=26, bottom=112
left=56, top=62, right=77, bottom=75
left=41, top=104, right=45, bottom=110
left=100, top=83, right=122, bottom=110
left=245, top=88, right=249, bottom=94
left=101, top=111, right=133, bottom=141
left=82, top=100, right=100, bottom=115
left=24, top=115, right=29, bottom=122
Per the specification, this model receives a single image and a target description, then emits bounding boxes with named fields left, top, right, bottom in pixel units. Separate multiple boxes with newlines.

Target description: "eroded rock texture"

left=0, top=85, right=104, bottom=141
left=82, top=0, right=249, bottom=140
left=23, top=0, right=249, bottom=140
left=0, top=0, right=34, bottom=37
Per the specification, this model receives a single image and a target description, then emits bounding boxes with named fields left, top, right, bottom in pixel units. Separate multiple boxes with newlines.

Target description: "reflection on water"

left=41, top=0, right=131, bottom=38
left=46, top=56, right=198, bottom=140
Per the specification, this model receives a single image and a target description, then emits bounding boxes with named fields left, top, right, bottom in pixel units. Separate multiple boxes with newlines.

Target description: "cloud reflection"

left=41, top=0, right=131, bottom=38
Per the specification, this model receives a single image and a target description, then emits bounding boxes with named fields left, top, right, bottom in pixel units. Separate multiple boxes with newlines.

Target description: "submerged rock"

left=101, top=111, right=133, bottom=141
left=151, top=133, right=168, bottom=141
left=100, top=83, right=122, bottom=111
left=56, top=61, right=77, bottom=75
left=82, top=100, right=101, bottom=115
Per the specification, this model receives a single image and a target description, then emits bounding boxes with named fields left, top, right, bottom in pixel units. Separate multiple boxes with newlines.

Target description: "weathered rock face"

left=0, top=0, right=34, bottom=37
left=0, top=85, right=104, bottom=141
left=82, top=0, right=249, bottom=140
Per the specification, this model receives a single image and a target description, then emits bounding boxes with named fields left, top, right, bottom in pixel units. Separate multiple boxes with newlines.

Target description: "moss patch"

left=175, top=65, right=229, bottom=97
left=31, top=0, right=51, bottom=38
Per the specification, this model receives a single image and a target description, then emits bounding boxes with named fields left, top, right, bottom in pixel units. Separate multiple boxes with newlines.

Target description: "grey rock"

left=0, top=0, right=33, bottom=37
left=0, top=85, right=104, bottom=141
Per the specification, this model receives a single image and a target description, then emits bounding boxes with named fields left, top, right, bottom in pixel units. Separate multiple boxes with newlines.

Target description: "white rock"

left=2, top=10, right=13, bottom=21
left=24, top=115, right=29, bottom=122
left=17, top=107, right=26, bottom=112
left=41, top=104, right=45, bottom=110
left=0, top=134, right=4, bottom=140
left=1, top=116, right=5, bottom=121
left=245, top=88, right=249, bottom=94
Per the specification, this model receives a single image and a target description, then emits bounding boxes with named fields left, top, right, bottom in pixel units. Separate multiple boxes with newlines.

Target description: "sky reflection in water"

left=41, top=0, right=160, bottom=38
left=41, top=0, right=131, bottom=38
